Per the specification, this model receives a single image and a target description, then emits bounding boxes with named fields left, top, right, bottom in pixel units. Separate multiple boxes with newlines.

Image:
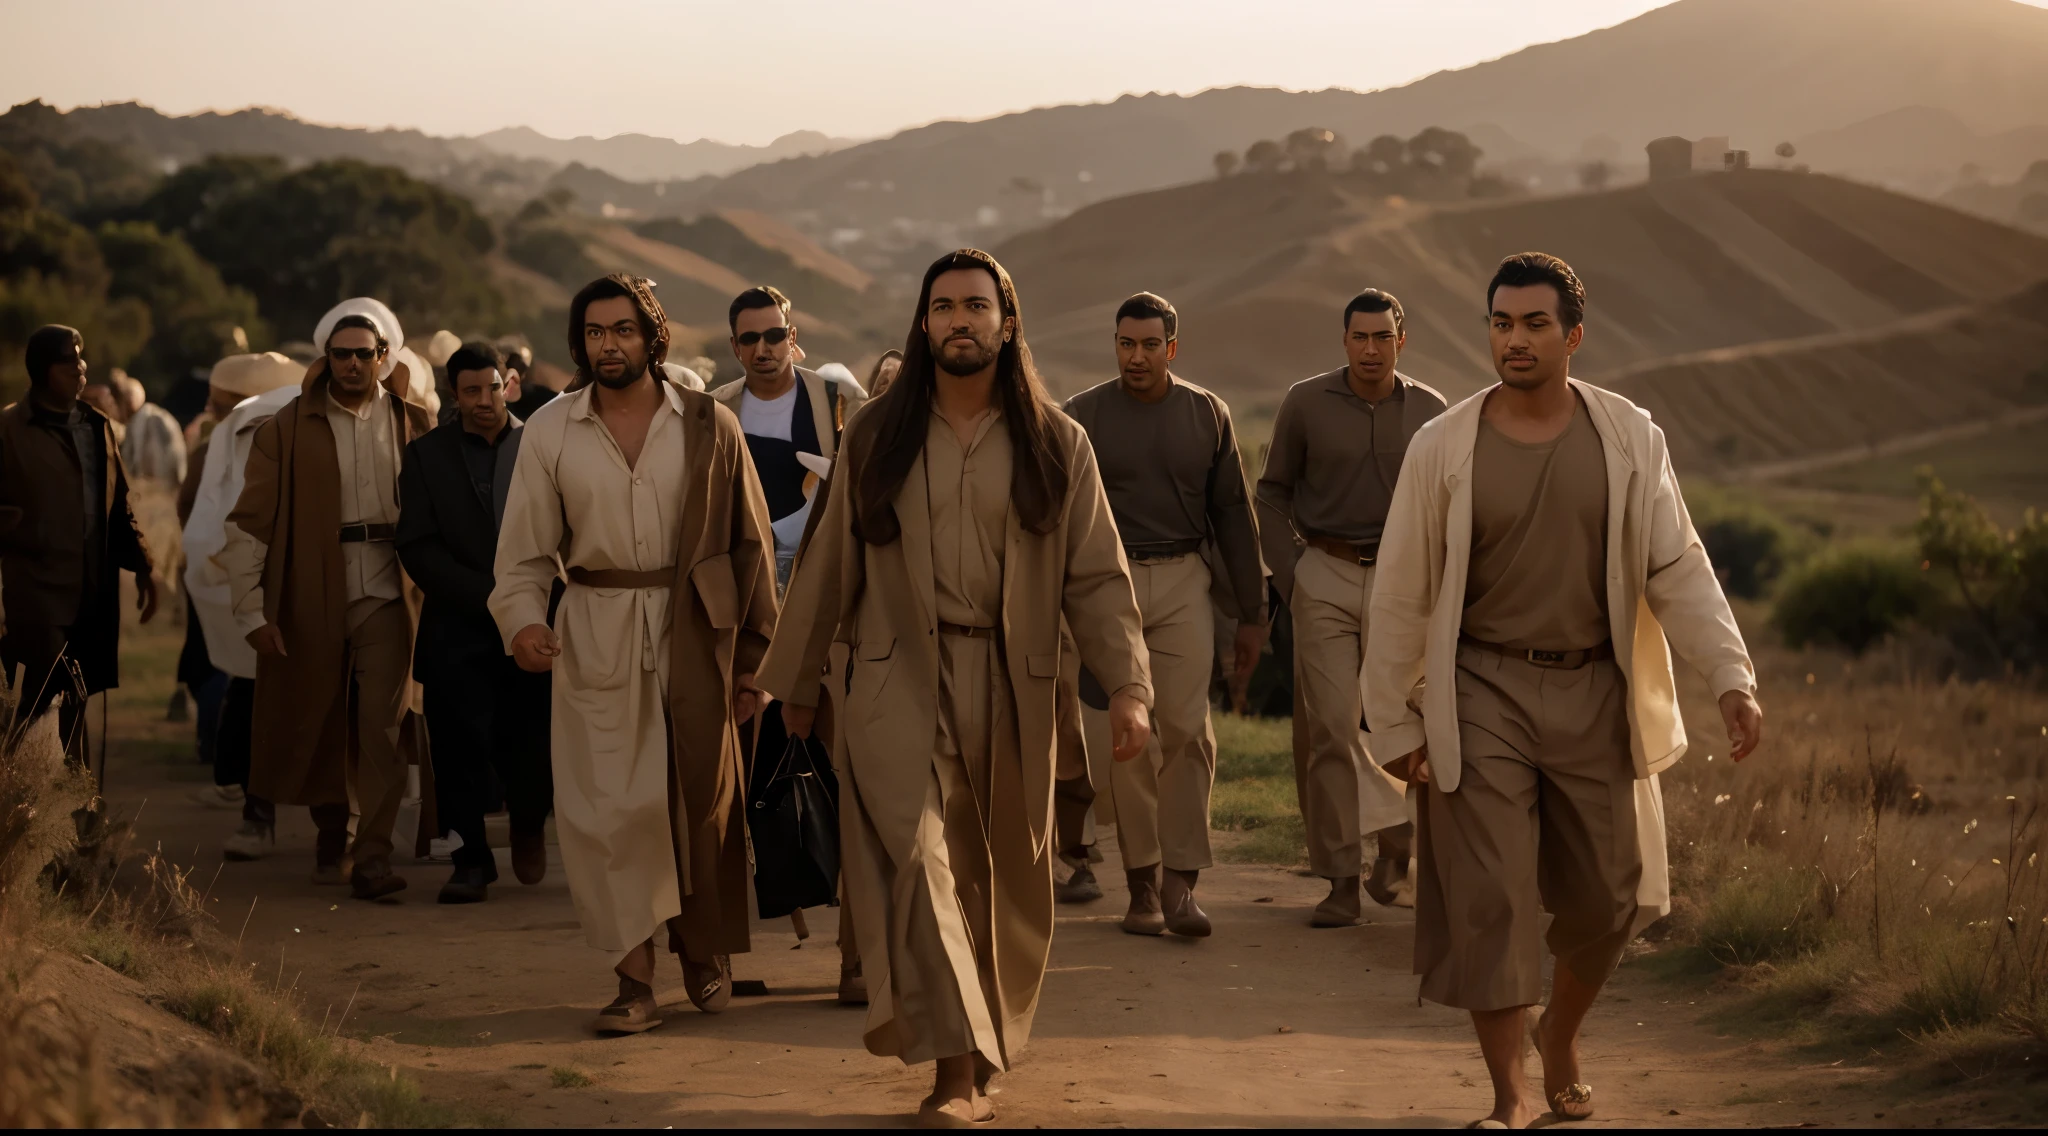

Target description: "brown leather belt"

left=937, top=622, right=996, bottom=639
left=1304, top=534, right=1378, bottom=566
left=568, top=566, right=673, bottom=589
left=338, top=522, right=397, bottom=543
left=1460, top=635, right=1614, bottom=669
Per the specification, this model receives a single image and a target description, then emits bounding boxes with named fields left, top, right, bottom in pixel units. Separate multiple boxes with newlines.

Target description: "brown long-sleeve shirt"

left=1255, top=368, right=1446, bottom=600
left=1063, top=374, right=1266, bottom=623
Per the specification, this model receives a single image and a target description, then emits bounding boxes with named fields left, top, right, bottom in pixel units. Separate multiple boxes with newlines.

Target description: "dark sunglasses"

left=735, top=327, right=791, bottom=348
left=328, top=346, right=381, bottom=362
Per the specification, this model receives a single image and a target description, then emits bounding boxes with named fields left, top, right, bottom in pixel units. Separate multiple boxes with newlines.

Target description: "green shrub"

left=1771, top=544, right=1931, bottom=654
left=1695, top=859, right=1832, bottom=966
left=1689, top=490, right=1798, bottom=600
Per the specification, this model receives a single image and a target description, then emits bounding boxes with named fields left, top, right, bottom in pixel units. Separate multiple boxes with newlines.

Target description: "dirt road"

left=102, top=741, right=1909, bottom=1130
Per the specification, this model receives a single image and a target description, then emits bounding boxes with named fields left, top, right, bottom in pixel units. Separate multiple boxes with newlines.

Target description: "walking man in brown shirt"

left=1365, top=253, right=1763, bottom=1127
left=1256, top=290, right=1446, bottom=926
left=1063, top=293, right=1265, bottom=937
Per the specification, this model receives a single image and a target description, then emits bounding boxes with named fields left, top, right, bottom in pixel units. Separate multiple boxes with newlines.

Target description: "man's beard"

left=594, top=356, right=649, bottom=390
left=933, top=331, right=1001, bottom=377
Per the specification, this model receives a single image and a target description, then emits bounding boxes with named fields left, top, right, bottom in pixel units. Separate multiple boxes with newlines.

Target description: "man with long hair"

left=1063, top=293, right=1266, bottom=938
left=760, top=249, right=1151, bottom=1126
left=1366, top=253, right=1762, bottom=1127
left=489, top=274, right=778, bottom=1034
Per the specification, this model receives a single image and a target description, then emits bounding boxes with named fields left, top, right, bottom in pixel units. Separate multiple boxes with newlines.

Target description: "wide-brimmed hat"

left=209, top=352, right=304, bottom=398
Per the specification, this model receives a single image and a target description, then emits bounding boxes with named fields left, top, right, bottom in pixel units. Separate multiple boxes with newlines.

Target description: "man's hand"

left=733, top=673, right=766, bottom=726
left=1108, top=690, right=1152, bottom=762
left=1232, top=621, right=1269, bottom=682
left=135, top=571, right=161, bottom=624
left=1720, top=689, right=1763, bottom=762
left=246, top=623, right=287, bottom=657
left=782, top=702, right=816, bottom=739
left=1389, top=746, right=1431, bottom=785
left=510, top=623, right=560, bottom=673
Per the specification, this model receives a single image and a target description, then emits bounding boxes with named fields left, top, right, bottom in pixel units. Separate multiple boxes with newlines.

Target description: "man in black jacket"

left=397, top=342, right=554, bottom=903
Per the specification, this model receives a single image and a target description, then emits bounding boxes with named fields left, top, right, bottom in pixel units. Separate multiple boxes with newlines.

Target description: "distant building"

left=1646, top=134, right=1745, bottom=180
left=1647, top=136, right=1693, bottom=181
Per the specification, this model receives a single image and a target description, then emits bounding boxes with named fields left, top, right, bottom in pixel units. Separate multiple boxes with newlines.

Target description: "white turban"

left=311, top=297, right=405, bottom=382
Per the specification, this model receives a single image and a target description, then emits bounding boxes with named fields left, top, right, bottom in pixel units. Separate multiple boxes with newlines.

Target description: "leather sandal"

left=590, top=976, right=661, bottom=1035
left=916, top=1090, right=994, bottom=1128
left=684, top=955, right=731, bottom=1013
left=1531, top=1013, right=1595, bottom=1122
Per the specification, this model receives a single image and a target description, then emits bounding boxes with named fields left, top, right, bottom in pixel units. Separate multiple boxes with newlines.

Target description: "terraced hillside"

left=997, top=169, right=2048, bottom=407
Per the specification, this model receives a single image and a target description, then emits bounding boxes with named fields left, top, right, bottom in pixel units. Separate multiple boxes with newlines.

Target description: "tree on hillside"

left=129, top=156, right=509, bottom=338
left=1243, top=139, right=1284, bottom=174
left=1284, top=128, right=1345, bottom=171
left=1406, top=127, right=1481, bottom=180
left=1358, top=135, right=1407, bottom=176
left=0, top=100, right=159, bottom=219
left=0, top=153, right=148, bottom=396
left=1578, top=161, right=1612, bottom=191
left=97, top=220, right=264, bottom=385
left=1774, top=141, right=1797, bottom=164
left=1213, top=150, right=1240, bottom=179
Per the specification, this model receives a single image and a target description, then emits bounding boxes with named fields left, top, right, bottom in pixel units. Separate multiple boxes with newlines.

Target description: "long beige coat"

left=759, top=404, right=1150, bottom=1064
left=226, top=365, right=434, bottom=805
left=490, top=381, right=778, bottom=956
left=1362, top=378, right=1756, bottom=927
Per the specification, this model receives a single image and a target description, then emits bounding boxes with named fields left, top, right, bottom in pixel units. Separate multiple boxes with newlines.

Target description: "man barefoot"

left=1364, top=253, right=1763, bottom=1127
left=760, top=250, right=1150, bottom=1126
left=490, top=274, right=778, bottom=1034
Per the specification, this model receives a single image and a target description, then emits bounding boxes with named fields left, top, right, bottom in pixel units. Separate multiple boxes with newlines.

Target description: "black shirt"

left=459, top=422, right=510, bottom=513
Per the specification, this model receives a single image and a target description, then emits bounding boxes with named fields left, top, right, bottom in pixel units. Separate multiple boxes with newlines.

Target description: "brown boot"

left=1365, top=824, right=1412, bottom=906
left=1056, top=857, right=1103, bottom=904
left=510, top=822, right=547, bottom=885
left=590, top=975, right=661, bottom=1035
left=1311, top=875, right=1364, bottom=927
left=1161, top=868, right=1212, bottom=937
left=349, top=862, right=408, bottom=902
left=1122, top=866, right=1166, bottom=936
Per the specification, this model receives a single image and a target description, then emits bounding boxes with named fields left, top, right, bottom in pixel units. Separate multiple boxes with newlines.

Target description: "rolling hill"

left=663, top=0, right=2048, bottom=248
left=471, top=126, right=851, bottom=183
left=993, top=169, right=2048, bottom=422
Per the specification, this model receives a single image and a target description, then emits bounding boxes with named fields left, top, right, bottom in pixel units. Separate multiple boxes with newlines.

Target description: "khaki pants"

left=1414, top=644, right=1640, bottom=1011
left=1083, top=555, right=1217, bottom=871
left=1291, top=547, right=1409, bottom=878
left=342, top=599, right=414, bottom=872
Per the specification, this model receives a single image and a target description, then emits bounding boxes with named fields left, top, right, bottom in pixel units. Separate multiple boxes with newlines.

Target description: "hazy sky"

left=6, top=0, right=2044, bottom=146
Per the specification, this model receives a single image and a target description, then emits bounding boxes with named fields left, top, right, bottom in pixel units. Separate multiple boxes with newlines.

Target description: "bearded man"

left=760, top=249, right=1151, bottom=1127
left=224, top=305, right=434, bottom=898
left=490, top=274, right=778, bottom=1034
left=1366, top=253, right=1763, bottom=1127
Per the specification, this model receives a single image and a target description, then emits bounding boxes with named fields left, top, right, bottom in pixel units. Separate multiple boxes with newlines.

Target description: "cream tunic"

left=489, top=382, right=691, bottom=952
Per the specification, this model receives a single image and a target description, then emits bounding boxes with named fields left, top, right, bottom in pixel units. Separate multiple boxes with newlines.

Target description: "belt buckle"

left=1526, top=648, right=1567, bottom=667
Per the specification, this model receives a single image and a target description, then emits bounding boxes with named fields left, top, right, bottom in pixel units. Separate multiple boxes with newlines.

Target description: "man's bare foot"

left=1533, top=1009, right=1595, bottom=1121
left=921, top=1054, right=993, bottom=1127
left=1468, top=1096, right=1538, bottom=1129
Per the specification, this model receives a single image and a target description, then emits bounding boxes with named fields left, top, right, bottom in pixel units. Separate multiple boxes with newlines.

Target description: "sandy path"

left=113, top=756, right=1882, bottom=1128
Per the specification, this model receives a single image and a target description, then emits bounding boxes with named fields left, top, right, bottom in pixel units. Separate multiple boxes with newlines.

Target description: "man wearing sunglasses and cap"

left=222, top=300, right=435, bottom=899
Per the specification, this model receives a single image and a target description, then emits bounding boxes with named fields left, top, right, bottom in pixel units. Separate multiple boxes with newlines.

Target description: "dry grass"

left=1656, top=607, right=2048, bottom=1076
left=0, top=648, right=476, bottom=1128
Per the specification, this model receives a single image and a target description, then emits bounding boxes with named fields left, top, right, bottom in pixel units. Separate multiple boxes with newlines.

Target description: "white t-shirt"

left=738, top=383, right=799, bottom=442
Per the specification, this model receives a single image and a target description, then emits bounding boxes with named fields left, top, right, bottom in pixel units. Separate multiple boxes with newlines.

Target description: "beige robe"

left=1363, top=378, right=1756, bottom=932
left=759, top=402, right=1150, bottom=1069
left=490, top=380, right=778, bottom=956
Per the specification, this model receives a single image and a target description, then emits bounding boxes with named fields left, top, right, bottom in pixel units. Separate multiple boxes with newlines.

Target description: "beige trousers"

left=342, top=598, right=413, bottom=870
left=1082, top=555, right=1217, bottom=871
left=1414, top=643, right=1640, bottom=1011
left=1291, top=547, right=1410, bottom=878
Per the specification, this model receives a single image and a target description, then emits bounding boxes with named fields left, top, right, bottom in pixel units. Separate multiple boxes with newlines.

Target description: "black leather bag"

left=749, top=718, right=840, bottom=920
